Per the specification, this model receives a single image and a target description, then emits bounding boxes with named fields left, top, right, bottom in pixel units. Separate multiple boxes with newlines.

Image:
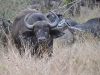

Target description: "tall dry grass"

left=0, top=5, right=100, bottom=75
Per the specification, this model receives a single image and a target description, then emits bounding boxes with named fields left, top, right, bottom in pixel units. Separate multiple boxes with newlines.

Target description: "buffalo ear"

left=50, top=29, right=65, bottom=38
left=21, top=31, right=35, bottom=39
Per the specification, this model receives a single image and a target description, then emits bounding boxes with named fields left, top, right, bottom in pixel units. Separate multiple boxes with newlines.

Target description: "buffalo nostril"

left=38, top=37, right=46, bottom=42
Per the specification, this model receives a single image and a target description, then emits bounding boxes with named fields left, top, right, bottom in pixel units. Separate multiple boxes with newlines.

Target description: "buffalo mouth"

left=38, top=37, right=47, bottom=44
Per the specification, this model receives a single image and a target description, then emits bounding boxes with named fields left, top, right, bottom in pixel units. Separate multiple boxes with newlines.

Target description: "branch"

left=52, top=0, right=77, bottom=12
left=63, top=0, right=82, bottom=15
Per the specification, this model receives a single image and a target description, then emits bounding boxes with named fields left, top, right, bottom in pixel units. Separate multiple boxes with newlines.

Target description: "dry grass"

left=0, top=4, right=100, bottom=75
left=0, top=34, right=100, bottom=75
left=65, top=6, right=100, bottom=24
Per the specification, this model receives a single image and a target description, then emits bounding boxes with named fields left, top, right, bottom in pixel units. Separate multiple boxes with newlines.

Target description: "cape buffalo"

left=11, top=9, right=64, bottom=57
left=47, top=10, right=100, bottom=40
left=65, top=18, right=100, bottom=38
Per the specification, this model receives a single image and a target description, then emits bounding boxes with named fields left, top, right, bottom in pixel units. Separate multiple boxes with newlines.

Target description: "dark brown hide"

left=12, top=9, right=39, bottom=40
left=11, top=9, right=63, bottom=57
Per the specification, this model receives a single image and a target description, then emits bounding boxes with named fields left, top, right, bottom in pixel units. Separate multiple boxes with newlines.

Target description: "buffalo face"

left=23, top=13, right=64, bottom=44
left=23, top=21, right=64, bottom=44
left=33, top=21, right=50, bottom=43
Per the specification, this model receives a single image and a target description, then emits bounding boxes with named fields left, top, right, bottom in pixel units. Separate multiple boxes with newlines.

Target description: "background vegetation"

left=0, top=0, right=30, bottom=20
left=0, top=0, right=100, bottom=75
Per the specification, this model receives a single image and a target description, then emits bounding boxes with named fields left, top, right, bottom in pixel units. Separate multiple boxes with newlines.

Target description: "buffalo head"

left=23, top=11, right=64, bottom=43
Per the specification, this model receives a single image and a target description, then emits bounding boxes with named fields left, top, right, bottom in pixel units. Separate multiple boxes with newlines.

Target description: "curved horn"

left=64, top=21, right=85, bottom=32
left=49, top=11, right=59, bottom=28
left=68, top=26, right=85, bottom=32
left=24, top=13, right=35, bottom=30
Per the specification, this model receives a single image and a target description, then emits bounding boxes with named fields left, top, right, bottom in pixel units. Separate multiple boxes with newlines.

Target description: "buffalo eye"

left=34, top=27, right=38, bottom=32
left=44, top=31, right=48, bottom=35
left=44, top=27, right=49, bottom=32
